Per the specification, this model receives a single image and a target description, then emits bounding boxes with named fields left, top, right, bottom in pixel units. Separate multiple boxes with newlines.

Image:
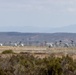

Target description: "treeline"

left=0, top=54, right=76, bottom=75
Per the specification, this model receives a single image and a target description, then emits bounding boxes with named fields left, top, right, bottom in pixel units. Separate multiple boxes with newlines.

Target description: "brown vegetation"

left=0, top=54, right=75, bottom=75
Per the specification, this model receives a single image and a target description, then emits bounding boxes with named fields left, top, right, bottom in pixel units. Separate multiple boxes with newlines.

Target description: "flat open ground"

left=0, top=46, right=76, bottom=59
left=0, top=46, right=76, bottom=54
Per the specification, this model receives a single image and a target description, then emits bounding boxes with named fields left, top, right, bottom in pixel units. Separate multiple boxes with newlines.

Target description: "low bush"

left=2, top=50, right=14, bottom=54
left=0, top=53, right=75, bottom=75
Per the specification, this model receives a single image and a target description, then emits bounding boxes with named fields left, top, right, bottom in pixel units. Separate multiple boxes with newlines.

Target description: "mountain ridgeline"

left=0, top=32, right=75, bottom=43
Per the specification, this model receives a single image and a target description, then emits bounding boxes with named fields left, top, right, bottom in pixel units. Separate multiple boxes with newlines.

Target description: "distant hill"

left=0, top=32, right=76, bottom=43
left=1, top=25, right=76, bottom=33
left=47, top=25, right=76, bottom=33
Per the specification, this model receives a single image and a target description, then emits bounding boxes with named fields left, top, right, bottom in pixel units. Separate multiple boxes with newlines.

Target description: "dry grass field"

left=0, top=46, right=75, bottom=53
left=0, top=46, right=76, bottom=59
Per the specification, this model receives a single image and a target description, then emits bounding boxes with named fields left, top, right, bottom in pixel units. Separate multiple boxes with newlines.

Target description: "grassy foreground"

left=0, top=53, right=75, bottom=75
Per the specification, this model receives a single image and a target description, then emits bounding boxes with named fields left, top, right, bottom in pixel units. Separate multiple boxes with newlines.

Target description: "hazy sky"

left=0, top=0, right=76, bottom=32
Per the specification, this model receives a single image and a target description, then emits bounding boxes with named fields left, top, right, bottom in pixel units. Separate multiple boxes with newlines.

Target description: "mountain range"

left=48, top=25, right=76, bottom=33
left=0, top=32, right=75, bottom=43
left=1, top=25, right=76, bottom=33
left=0, top=24, right=75, bottom=43
left=20, top=24, right=76, bottom=33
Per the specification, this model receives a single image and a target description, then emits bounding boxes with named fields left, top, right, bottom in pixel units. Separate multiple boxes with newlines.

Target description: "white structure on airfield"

left=0, top=43, right=3, bottom=46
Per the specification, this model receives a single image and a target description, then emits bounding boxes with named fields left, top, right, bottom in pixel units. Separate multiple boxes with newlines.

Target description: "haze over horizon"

left=0, top=0, right=76, bottom=33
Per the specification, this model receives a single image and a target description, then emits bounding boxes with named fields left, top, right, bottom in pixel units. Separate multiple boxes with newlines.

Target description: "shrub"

left=2, top=50, right=14, bottom=54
